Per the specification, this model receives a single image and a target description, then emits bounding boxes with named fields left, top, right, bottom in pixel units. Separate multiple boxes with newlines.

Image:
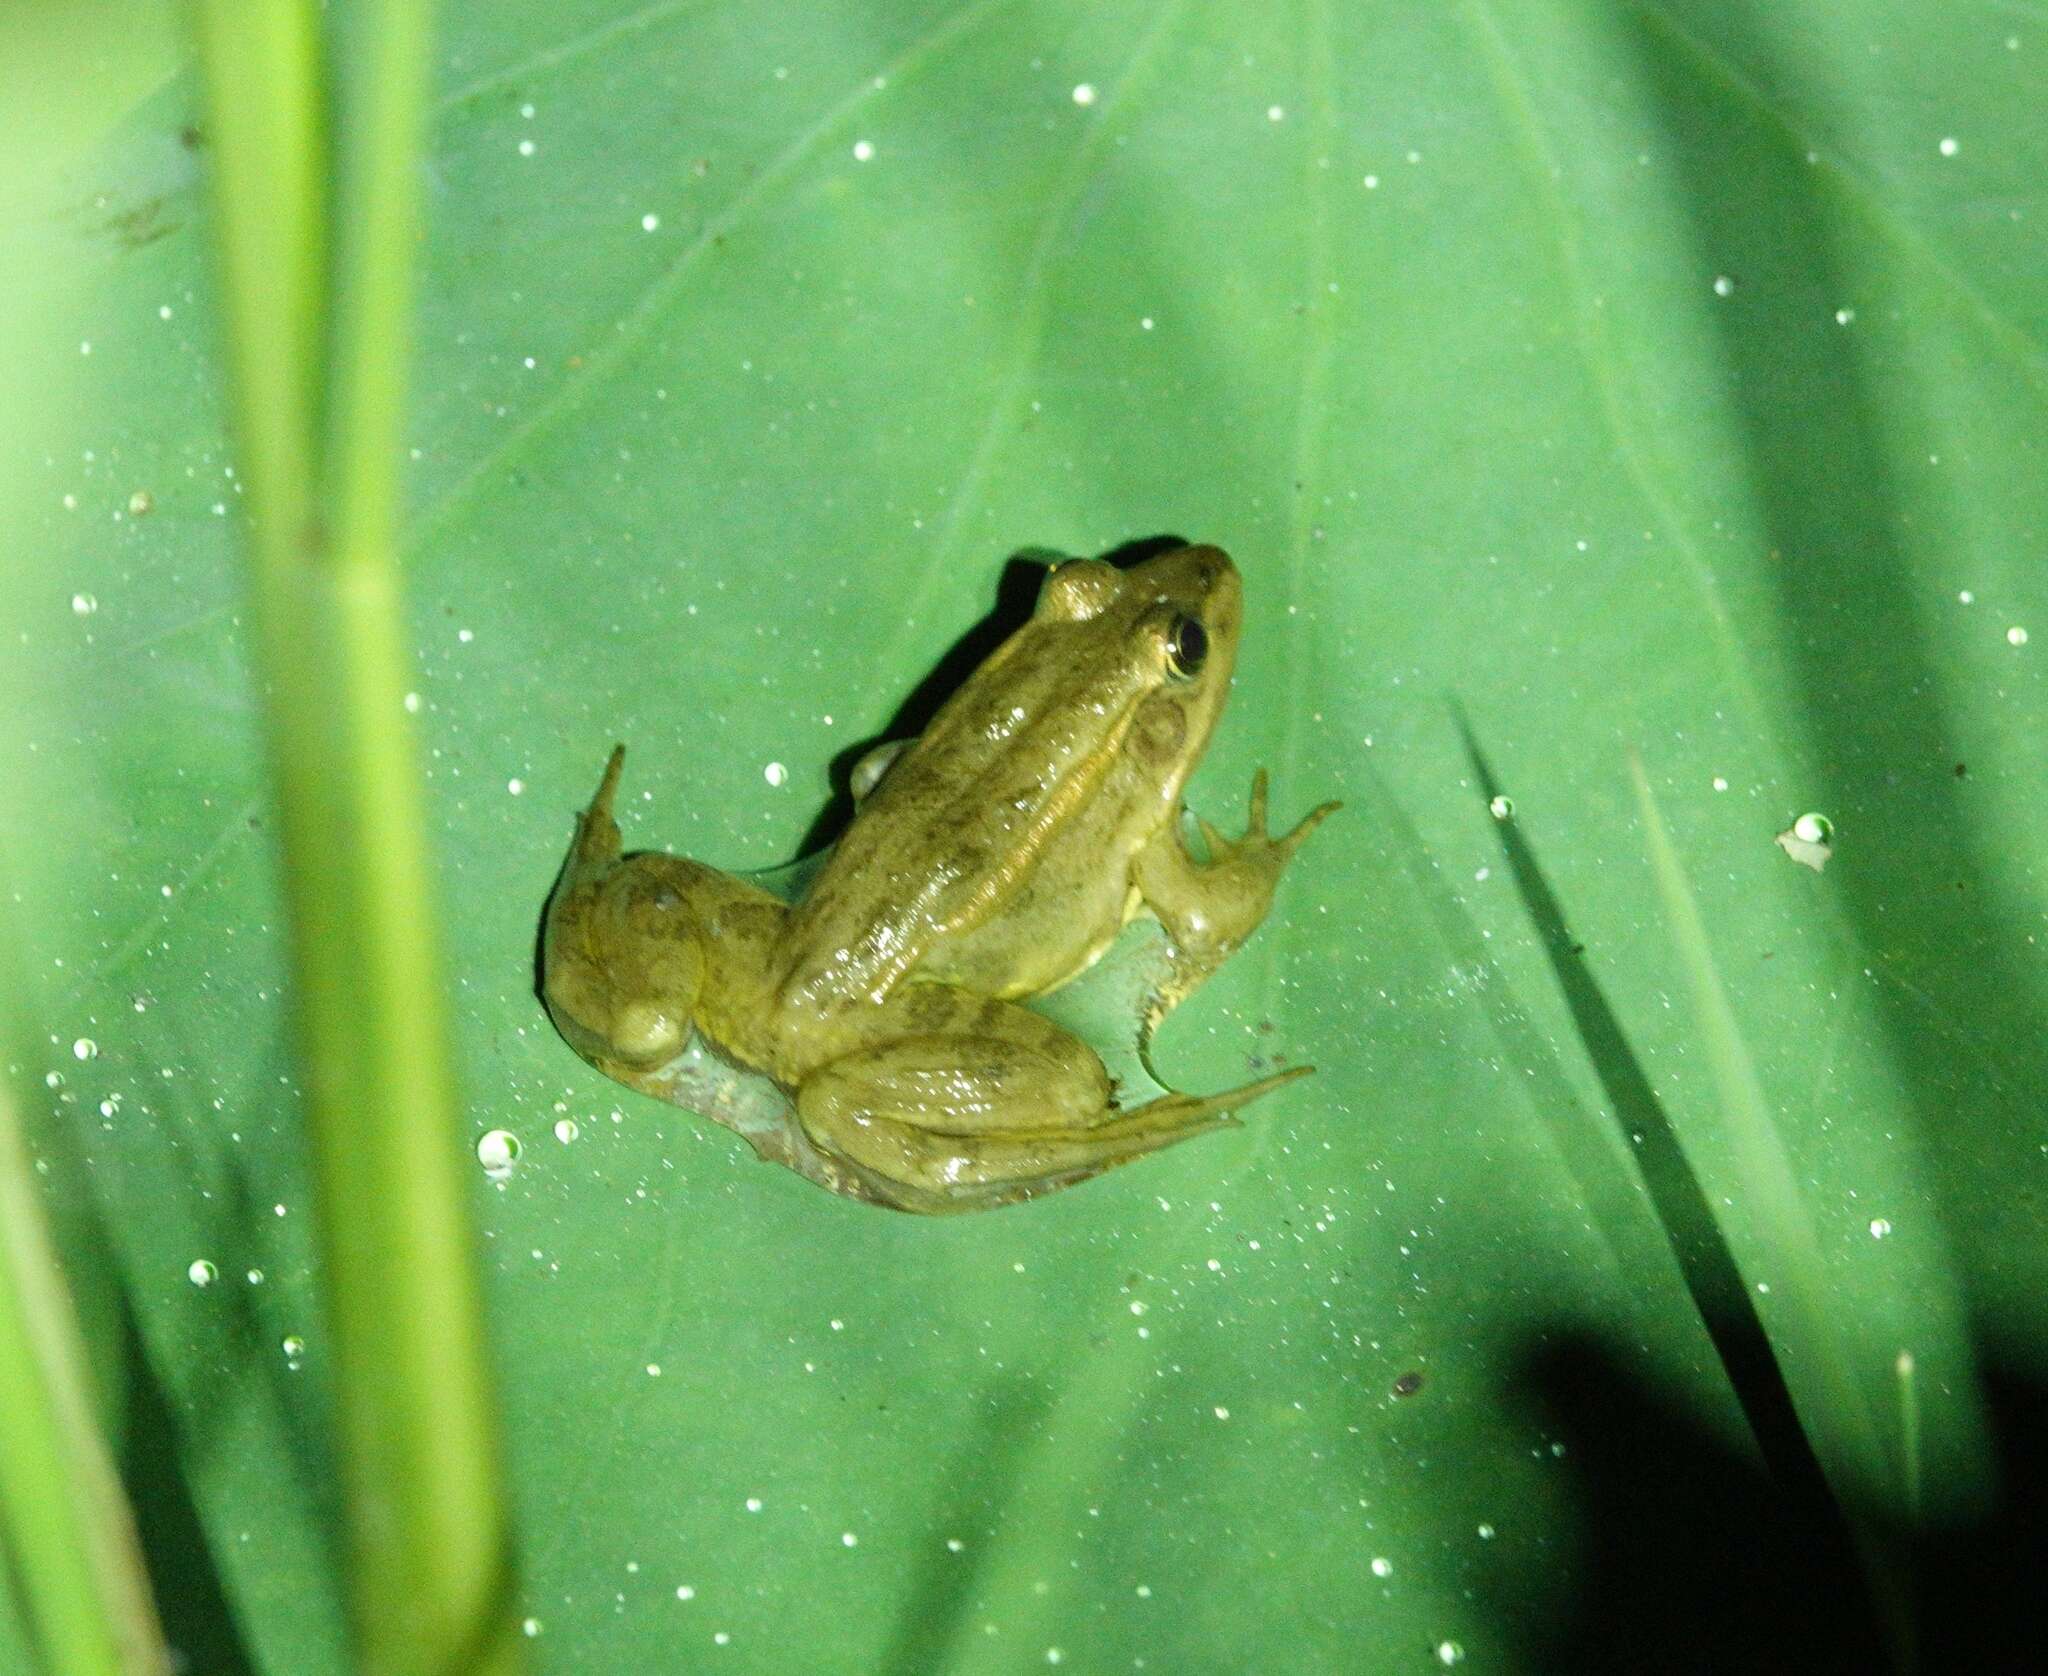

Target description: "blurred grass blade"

left=1455, top=722, right=1839, bottom=1497
left=0, top=1074, right=170, bottom=1676
left=1894, top=1350, right=1922, bottom=1527
left=189, top=2, right=521, bottom=1672
left=1631, top=756, right=1907, bottom=1657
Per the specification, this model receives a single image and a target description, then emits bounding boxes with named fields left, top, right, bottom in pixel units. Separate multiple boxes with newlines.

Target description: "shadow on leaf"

left=1494, top=1327, right=2048, bottom=1670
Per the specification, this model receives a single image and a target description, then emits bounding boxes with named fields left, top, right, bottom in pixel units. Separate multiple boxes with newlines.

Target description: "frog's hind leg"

left=542, top=745, right=706, bottom=1070
left=793, top=988, right=1310, bottom=1205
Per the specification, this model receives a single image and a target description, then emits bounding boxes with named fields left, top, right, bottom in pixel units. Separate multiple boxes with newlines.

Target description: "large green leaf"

left=8, top=0, right=2045, bottom=1668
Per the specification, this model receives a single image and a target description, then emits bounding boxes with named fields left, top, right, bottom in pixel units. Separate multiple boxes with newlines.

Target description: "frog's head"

left=1037, top=542, right=1244, bottom=794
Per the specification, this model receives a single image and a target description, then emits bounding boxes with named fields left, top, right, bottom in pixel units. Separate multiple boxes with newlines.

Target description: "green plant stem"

left=0, top=1076, right=170, bottom=1676
left=189, top=3, right=520, bottom=1672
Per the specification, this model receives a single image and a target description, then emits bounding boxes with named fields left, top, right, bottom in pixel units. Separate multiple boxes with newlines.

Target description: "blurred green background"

left=5, top=0, right=2044, bottom=1669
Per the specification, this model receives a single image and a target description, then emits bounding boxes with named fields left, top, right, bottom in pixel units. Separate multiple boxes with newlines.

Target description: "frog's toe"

left=1277, top=796, right=1342, bottom=858
left=1247, top=767, right=1271, bottom=833
left=570, top=744, right=629, bottom=871
left=1208, top=773, right=1339, bottom=864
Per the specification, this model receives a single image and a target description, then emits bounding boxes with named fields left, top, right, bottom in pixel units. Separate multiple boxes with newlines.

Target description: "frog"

left=540, top=542, right=1338, bottom=1213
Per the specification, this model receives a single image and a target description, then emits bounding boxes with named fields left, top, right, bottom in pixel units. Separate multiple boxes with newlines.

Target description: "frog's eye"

left=1165, top=614, right=1208, bottom=679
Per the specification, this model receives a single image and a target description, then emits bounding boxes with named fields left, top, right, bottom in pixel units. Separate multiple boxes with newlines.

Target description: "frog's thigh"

left=545, top=855, right=707, bottom=1069
left=794, top=997, right=1227, bottom=1192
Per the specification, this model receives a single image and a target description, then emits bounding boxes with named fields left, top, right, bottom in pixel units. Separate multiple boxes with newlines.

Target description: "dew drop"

left=1712, top=274, right=1736, bottom=297
left=477, top=1128, right=521, bottom=1180
left=72, top=1037, right=98, bottom=1060
left=187, top=1259, right=217, bottom=1287
left=1071, top=83, right=1097, bottom=106
left=71, top=592, right=98, bottom=616
left=554, top=1117, right=579, bottom=1143
left=2007, top=625, right=2029, bottom=647
left=764, top=761, right=788, bottom=787
left=1869, top=1217, right=1892, bottom=1239
left=1371, top=1555, right=1393, bottom=1578
left=852, top=140, right=875, bottom=162
left=1437, top=1641, right=1466, bottom=1666
left=1792, top=812, right=1833, bottom=845
left=1488, top=795, right=1513, bottom=820
left=1938, top=135, right=1959, bottom=157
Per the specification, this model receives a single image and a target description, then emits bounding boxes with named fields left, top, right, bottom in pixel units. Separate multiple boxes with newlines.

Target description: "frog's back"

left=782, top=614, right=1147, bottom=1010
left=778, top=545, right=1241, bottom=1014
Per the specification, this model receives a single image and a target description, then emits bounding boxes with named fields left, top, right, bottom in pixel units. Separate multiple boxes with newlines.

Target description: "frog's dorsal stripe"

left=778, top=669, right=1152, bottom=1013
left=916, top=680, right=1149, bottom=944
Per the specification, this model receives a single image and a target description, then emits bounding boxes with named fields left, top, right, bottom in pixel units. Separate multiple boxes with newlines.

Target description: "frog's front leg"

left=1133, top=769, right=1339, bottom=1031
left=792, top=985, right=1305, bottom=1207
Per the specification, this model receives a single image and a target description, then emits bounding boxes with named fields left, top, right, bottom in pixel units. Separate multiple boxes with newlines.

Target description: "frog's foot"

left=542, top=747, right=706, bottom=1070
left=1133, top=771, right=1340, bottom=1049
left=1193, top=769, right=1342, bottom=885
left=792, top=991, right=1310, bottom=1203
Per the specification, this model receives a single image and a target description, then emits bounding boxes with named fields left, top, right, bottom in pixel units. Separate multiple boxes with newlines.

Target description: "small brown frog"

left=541, top=544, right=1336, bottom=1212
